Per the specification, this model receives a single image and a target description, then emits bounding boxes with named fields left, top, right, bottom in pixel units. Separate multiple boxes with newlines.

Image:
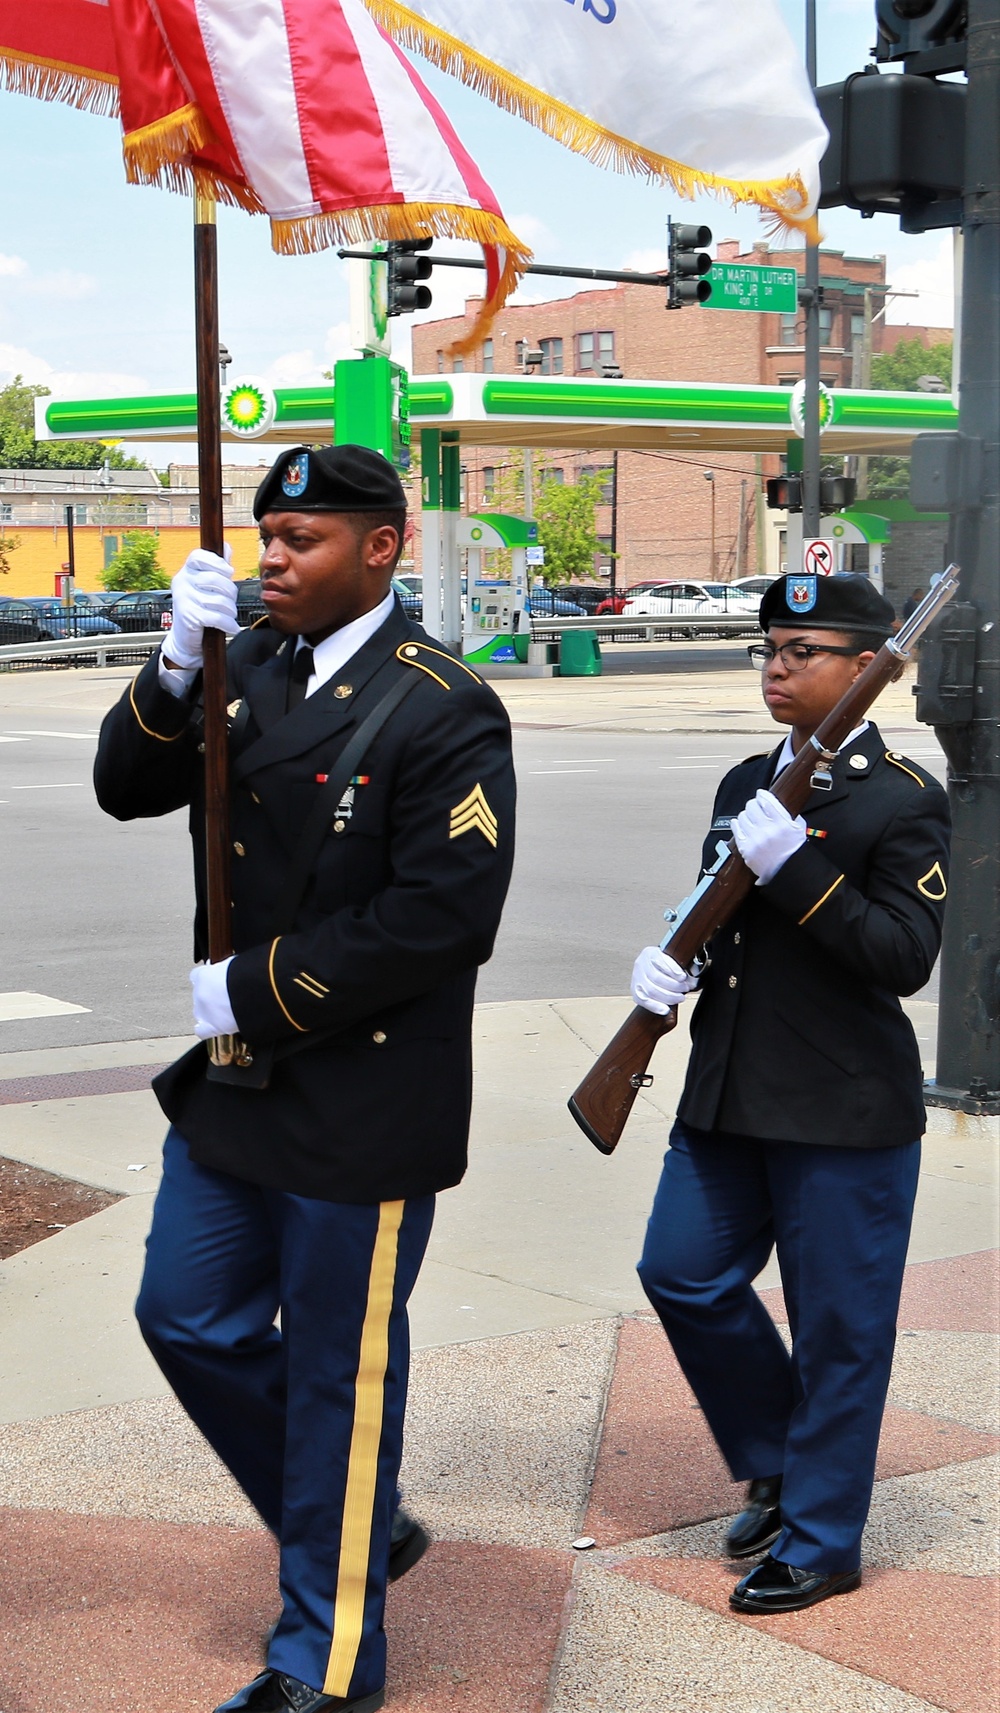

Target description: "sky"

left=0, top=0, right=958, bottom=465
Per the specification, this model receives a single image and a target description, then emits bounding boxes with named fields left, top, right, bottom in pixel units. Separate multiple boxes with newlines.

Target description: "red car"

left=595, top=582, right=668, bottom=615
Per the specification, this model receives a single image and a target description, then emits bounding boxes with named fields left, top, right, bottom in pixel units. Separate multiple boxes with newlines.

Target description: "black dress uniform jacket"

left=677, top=722, right=950, bottom=1148
left=94, top=600, right=516, bottom=1202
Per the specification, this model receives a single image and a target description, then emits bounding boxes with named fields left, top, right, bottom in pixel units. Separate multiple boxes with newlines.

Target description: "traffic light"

left=874, top=0, right=966, bottom=63
left=765, top=475, right=857, bottom=513
left=386, top=239, right=433, bottom=316
left=817, top=69, right=964, bottom=229
left=667, top=221, right=712, bottom=308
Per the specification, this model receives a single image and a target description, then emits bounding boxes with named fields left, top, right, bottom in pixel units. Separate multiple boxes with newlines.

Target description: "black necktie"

left=287, top=643, right=314, bottom=711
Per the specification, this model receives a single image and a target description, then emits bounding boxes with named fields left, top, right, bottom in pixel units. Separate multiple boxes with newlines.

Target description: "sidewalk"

left=0, top=656, right=997, bottom=1712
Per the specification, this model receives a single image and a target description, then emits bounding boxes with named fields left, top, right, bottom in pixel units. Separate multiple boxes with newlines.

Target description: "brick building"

left=410, top=241, right=940, bottom=588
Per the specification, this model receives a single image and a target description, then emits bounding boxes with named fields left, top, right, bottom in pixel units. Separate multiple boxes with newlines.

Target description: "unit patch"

left=917, top=861, right=948, bottom=901
left=788, top=575, right=817, bottom=614
left=449, top=783, right=498, bottom=848
left=282, top=453, right=308, bottom=497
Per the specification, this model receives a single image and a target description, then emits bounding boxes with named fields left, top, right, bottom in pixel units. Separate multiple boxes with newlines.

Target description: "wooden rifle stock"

left=568, top=571, right=961, bottom=1154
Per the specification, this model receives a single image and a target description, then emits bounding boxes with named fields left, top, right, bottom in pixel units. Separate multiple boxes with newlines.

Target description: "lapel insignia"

left=450, top=783, right=498, bottom=848
left=227, top=699, right=243, bottom=720
left=917, top=861, right=947, bottom=901
left=333, top=683, right=353, bottom=699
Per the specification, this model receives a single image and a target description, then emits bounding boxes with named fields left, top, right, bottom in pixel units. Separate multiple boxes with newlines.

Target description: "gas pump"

left=457, top=513, right=537, bottom=664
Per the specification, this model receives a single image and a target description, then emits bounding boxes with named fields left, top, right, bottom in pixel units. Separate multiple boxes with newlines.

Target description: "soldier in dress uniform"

left=630, top=574, right=950, bottom=1614
left=95, top=444, right=516, bottom=1713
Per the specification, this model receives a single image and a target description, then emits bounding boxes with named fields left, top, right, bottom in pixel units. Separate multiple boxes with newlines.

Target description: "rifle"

left=567, top=571, right=961, bottom=1156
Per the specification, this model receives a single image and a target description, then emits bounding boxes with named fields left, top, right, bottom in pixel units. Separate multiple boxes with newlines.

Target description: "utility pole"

left=801, top=0, right=821, bottom=546
left=609, top=449, right=619, bottom=599
left=736, top=478, right=748, bottom=580
left=928, top=0, right=1000, bottom=1110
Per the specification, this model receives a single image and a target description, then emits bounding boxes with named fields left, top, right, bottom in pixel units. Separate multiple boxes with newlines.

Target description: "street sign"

left=803, top=538, right=836, bottom=576
left=525, top=545, right=545, bottom=565
left=702, top=262, right=798, bottom=314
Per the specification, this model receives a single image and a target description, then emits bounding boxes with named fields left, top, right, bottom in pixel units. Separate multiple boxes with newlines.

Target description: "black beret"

left=760, top=573, right=895, bottom=635
left=254, top=444, right=406, bottom=521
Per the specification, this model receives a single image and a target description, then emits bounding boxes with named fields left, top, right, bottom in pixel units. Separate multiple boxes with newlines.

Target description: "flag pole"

left=193, top=189, right=236, bottom=1063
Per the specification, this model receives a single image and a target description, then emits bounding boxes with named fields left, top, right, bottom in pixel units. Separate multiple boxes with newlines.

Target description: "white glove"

left=631, top=948, right=700, bottom=1016
left=190, top=958, right=237, bottom=1039
left=732, top=788, right=807, bottom=885
left=163, top=547, right=239, bottom=670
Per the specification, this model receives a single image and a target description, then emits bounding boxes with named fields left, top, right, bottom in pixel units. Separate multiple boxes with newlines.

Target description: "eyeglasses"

left=747, top=641, right=861, bottom=673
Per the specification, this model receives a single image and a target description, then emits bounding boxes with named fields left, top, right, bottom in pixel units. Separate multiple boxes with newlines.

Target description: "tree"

left=101, top=532, right=170, bottom=591
left=0, top=376, right=144, bottom=471
left=534, top=470, right=609, bottom=587
left=0, top=533, right=20, bottom=576
left=866, top=337, right=953, bottom=501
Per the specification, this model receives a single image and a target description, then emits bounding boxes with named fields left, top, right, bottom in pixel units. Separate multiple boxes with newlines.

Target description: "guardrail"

left=0, top=631, right=164, bottom=667
left=529, top=613, right=761, bottom=641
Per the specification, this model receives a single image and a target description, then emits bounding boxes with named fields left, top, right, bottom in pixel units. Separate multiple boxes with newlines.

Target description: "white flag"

left=363, top=0, right=828, bottom=232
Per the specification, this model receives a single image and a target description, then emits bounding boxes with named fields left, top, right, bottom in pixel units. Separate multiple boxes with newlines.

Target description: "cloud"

left=260, top=322, right=353, bottom=386
left=885, top=234, right=955, bottom=328
left=34, top=269, right=97, bottom=301
left=0, top=253, right=28, bottom=278
left=0, top=342, right=146, bottom=397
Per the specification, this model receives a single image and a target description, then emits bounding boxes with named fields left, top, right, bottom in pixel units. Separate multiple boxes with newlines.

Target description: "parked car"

left=595, top=581, right=670, bottom=616
left=555, top=584, right=610, bottom=616
left=391, top=575, right=421, bottom=619
left=235, top=577, right=266, bottom=627
left=621, top=581, right=758, bottom=621
left=525, top=586, right=586, bottom=617
left=105, top=591, right=173, bottom=632
left=0, top=599, right=42, bottom=645
left=20, top=597, right=121, bottom=639
left=728, top=576, right=779, bottom=599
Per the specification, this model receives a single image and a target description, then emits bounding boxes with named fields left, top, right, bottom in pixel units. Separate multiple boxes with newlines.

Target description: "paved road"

left=0, top=662, right=948, bottom=1051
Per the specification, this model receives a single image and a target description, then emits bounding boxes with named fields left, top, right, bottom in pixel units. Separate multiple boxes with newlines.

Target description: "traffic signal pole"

left=930, top=0, right=1000, bottom=1111
left=801, top=0, right=821, bottom=543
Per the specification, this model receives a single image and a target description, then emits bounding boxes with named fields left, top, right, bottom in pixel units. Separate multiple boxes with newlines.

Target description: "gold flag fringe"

left=361, top=0, right=816, bottom=236
left=122, top=107, right=265, bottom=214
left=0, top=49, right=119, bottom=117
left=270, top=202, right=531, bottom=349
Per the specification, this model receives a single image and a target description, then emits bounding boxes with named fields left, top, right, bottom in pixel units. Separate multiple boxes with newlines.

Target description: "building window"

left=546, top=466, right=565, bottom=484
left=515, top=339, right=527, bottom=368
left=596, top=534, right=613, bottom=568
left=539, top=337, right=563, bottom=375
left=452, top=355, right=464, bottom=374
left=482, top=339, right=493, bottom=374
left=436, top=350, right=445, bottom=373
left=779, top=313, right=799, bottom=346
left=575, top=330, right=615, bottom=372
left=459, top=468, right=467, bottom=506
left=581, top=464, right=614, bottom=504
left=482, top=466, right=496, bottom=501
left=0, top=503, right=11, bottom=522
left=819, top=307, right=833, bottom=345
left=851, top=313, right=865, bottom=348
left=189, top=505, right=200, bottom=525
left=72, top=503, right=88, bottom=525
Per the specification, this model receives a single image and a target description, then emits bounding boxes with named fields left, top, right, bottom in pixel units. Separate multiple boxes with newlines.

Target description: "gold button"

left=197, top=742, right=206, bottom=754
left=333, top=818, right=346, bottom=833
left=733, top=932, right=741, bottom=945
left=728, top=975, right=738, bottom=989
left=334, top=683, right=353, bottom=699
left=403, top=645, right=419, bottom=658
left=372, top=1029, right=387, bottom=1045
left=233, top=841, right=246, bottom=856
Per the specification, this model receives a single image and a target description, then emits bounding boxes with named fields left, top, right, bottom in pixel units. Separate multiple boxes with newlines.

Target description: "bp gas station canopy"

left=35, top=372, right=958, bottom=457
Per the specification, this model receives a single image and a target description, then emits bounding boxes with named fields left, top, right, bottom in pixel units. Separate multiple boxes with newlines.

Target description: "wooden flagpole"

left=193, top=191, right=237, bottom=1063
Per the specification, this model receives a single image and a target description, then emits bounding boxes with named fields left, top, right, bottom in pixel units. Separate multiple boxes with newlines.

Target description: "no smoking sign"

left=802, top=538, right=835, bottom=576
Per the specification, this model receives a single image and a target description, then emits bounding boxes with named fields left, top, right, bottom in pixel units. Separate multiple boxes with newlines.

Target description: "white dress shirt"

left=772, top=720, right=869, bottom=779
left=159, top=588, right=397, bottom=700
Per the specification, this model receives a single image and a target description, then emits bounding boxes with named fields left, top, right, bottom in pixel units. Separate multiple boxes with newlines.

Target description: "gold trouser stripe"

left=324, top=1200, right=405, bottom=1697
left=798, top=872, right=845, bottom=926
left=268, top=938, right=307, bottom=1032
left=129, top=676, right=183, bottom=741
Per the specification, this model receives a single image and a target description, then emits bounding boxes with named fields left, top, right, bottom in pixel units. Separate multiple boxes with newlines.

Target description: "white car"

left=621, top=580, right=759, bottom=618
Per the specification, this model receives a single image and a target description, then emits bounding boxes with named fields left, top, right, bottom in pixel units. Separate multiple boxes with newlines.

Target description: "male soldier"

left=631, top=575, right=949, bottom=1614
left=95, top=445, right=515, bottom=1713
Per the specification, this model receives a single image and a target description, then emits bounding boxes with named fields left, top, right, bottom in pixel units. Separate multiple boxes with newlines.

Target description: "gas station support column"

left=420, top=428, right=442, bottom=641
left=441, top=431, right=462, bottom=653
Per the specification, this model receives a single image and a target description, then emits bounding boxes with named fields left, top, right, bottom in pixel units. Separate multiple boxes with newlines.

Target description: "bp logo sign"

left=789, top=379, right=835, bottom=438
left=222, top=378, right=275, bottom=439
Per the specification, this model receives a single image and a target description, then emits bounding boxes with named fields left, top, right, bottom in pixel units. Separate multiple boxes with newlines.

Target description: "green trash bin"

left=559, top=628, right=602, bottom=676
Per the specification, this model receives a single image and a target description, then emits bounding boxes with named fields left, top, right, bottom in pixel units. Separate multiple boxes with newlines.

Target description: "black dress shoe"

left=725, top=1475, right=783, bottom=1559
left=388, top=1506, right=430, bottom=1581
left=214, top=1669, right=385, bottom=1713
left=729, top=1554, right=861, bottom=1614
